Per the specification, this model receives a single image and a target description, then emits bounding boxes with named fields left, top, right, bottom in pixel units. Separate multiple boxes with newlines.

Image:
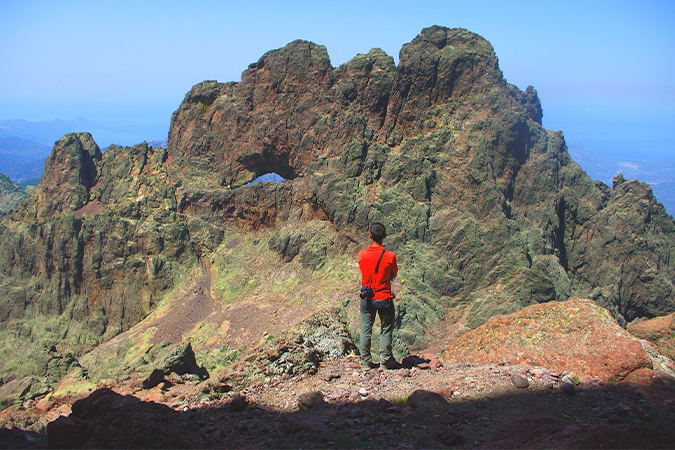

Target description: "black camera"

left=360, top=285, right=374, bottom=300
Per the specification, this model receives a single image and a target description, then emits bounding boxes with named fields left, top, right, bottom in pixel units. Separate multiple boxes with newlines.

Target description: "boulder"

left=152, top=342, right=205, bottom=377
left=249, top=309, right=358, bottom=378
left=47, top=388, right=206, bottom=448
left=407, top=389, right=449, bottom=410
left=443, top=298, right=653, bottom=381
left=0, top=376, right=48, bottom=409
left=628, top=313, right=675, bottom=360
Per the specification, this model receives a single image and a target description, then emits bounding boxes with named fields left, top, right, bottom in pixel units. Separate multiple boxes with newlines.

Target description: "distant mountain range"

left=0, top=117, right=94, bottom=147
left=0, top=136, right=52, bottom=183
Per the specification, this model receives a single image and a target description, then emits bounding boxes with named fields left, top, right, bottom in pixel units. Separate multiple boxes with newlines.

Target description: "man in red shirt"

left=358, top=222, right=400, bottom=370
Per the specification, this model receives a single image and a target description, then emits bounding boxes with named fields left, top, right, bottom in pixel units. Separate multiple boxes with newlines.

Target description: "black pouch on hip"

left=360, top=285, right=374, bottom=300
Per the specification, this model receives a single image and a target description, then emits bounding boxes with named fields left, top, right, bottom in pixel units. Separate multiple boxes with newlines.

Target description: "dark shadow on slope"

left=4, top=373, right=675, bottom=449
left=0, top=427, right=46, bottom=449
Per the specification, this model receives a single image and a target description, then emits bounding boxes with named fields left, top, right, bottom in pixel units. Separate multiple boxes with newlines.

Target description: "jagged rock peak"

left=16, top=132, right=101, bottom=220
left=168, top=26, right=543, bottom=190
left=43, top=132, right=101, bottom=184
left=1, top=26, right=673, bottom=393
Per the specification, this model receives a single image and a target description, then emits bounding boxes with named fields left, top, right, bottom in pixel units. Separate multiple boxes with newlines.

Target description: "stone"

left=511, top=374, right=529, bottom=389
left=297, top=390, right=326, bottom=410
left=428, top=357, right=443, bottom=369
left=621, top=368, right=662, bottom=388
left=47, top=388, right=207, bottom=448
left=560, top=381, right=575, bottom=396
left=443, top=298, right=654, bottom=382
left=408, top=390, right=448, bottom=410
left=436, top=429, right=462, bottom=446
left=47, top=416, right=84, bottom=449
left=0, top=377, right=35, bottom=409
left=530, top=368, right=546, bottom=378
left=437, top=414, right=459, bottom=425
left=561, top=372, right=579, bottom=385
left=142, top=369, right=165, bottom=390
left=229, top=393, right=248, bottom=412
left=401, top=355, right=428, bottom=368
left=248, top=309, right=358, bottom=379
left=437, top=385, right=454, bottom=398
left=152, top=342, right=204, bottom=377
left=627, top=314, right=675, bottom=360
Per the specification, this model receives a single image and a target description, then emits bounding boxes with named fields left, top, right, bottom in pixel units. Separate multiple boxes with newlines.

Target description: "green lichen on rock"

left=1, top=26, right=675, bottom=391
left=246, top=309, right=358, bottom=379
left=0, top=172, right=28, bottom=216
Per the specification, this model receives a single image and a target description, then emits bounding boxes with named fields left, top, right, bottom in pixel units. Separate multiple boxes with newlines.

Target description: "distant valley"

left=568, top=141, right=675, bottom=217
left=0, top=136, right=51, bottom=183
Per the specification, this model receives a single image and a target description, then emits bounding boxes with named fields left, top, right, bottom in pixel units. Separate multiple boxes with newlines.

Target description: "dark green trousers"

left=360, top=298, right=395, bottom=366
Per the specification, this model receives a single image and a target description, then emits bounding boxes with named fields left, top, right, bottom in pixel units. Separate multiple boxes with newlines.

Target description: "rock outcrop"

left=0, top=139, right=187, bottom=336
left=246, top=309, right=358, bottom=379
left=0, top=172, right=27, bottom=217
left=166, top=25, right=674, bottom=332
left=628, top=313, right=675, bottom=360
left=47, top=388, right=207, bottom=448
left=442, top=298, right=672, bottom=382
left=1, top=26, right=674, bottom=386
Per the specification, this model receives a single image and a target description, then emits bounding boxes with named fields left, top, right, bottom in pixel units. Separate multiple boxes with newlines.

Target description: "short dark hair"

left=370, top=222, right=386, bottom=244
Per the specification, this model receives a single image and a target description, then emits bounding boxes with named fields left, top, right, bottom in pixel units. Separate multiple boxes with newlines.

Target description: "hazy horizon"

left=1, top=0, right=674, bottom=159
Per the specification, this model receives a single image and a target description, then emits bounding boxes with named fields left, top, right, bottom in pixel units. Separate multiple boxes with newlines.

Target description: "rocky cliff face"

left=168, top=25, right=673, bottom=326
left=0, top=26, right=674, bottom=383
left=0, top=137, right=189, bottom=379
left=0, top=172, right=27, bottom=217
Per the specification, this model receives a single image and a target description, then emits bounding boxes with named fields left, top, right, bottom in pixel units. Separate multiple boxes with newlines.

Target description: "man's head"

left=369, top=222, right=387, bottom=244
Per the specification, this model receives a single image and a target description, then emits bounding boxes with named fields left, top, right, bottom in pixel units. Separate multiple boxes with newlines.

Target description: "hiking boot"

left=383, top=359, right=402, bottom=370
left=363, top=361, right=380, bottom=371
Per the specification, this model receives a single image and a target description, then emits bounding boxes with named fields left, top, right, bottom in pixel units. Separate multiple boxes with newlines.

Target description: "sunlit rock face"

left=0, top=26, right=673, bottom=383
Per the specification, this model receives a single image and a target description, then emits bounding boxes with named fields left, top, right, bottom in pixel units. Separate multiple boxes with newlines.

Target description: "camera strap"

left=367, top=249, right=387, bottom=288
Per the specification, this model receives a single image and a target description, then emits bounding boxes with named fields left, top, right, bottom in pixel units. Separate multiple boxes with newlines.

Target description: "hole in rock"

left=246, top=172, right=286, bottom=186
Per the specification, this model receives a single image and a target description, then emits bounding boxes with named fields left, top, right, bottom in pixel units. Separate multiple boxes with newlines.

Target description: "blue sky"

left=1, top=0, right=674, bottom=158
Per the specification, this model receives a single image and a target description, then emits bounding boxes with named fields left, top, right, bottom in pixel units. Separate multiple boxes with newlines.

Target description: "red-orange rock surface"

left=627, top=313, right=675, bottom=360
left=443, top=298, right=653, bottom=381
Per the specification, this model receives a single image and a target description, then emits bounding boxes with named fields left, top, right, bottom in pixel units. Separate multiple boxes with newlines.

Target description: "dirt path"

left=150, top=269, right=217, bottom=344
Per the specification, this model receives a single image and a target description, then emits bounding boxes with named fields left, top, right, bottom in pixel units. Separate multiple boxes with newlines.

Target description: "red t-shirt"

left=358, top=245, right=398, bottom=300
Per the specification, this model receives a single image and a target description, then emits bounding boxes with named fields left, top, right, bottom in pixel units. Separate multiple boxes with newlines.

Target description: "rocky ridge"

left=0, top=25, right=674, bottom=423
left=0, top=172, right=28, bottom=217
